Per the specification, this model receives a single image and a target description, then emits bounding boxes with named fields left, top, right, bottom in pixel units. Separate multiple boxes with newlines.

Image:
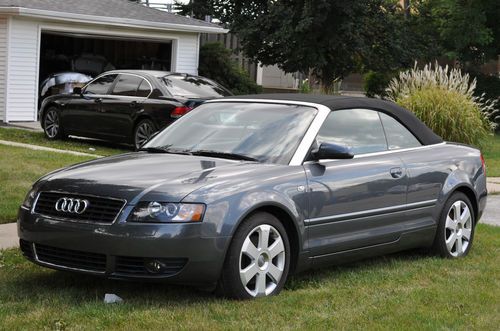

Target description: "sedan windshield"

left=144, top=102, right=318, bottom=164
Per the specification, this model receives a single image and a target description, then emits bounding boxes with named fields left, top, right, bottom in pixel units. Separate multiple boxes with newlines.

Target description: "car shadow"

left=11, top=248, right=433, bottom=304
left=65, top=135, right=133, bottom=151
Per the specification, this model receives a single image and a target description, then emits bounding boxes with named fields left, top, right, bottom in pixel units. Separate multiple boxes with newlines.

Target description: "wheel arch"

left=228, top=202, right=303, bottom=275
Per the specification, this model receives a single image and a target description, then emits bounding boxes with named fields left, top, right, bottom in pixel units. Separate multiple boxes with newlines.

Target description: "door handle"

left=94, top=98, right=102, bottom=103
left=129, top=101, right=140, bottom=108
left=390, top=167, right=403, bottom=178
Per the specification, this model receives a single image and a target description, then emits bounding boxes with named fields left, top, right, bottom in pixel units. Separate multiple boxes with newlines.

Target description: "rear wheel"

left=43, top=107, right=65, bottom=140
left=217, top=212, right=290, bottom=299
left=433, top=192, right=475, bottom=258
left=134, top=119, right=156, bottom=150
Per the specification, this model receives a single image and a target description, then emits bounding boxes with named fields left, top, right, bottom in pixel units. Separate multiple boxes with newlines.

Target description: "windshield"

left=144, top=102, right=317, bottom=164
left=159, top=74, right=232, bottom=98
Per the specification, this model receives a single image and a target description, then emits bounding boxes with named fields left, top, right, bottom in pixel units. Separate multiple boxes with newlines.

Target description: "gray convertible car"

left=18, top=94, right=487, bottom=299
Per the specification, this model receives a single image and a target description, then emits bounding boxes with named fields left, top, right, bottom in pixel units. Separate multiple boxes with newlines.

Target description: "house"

left=0, top=0, right=226, bottom=123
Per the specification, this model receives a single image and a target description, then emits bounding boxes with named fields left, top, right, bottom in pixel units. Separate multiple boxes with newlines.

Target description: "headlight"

left=128, top=202, right=205, bottom=223
left=22, top=188, right=38, bottom=209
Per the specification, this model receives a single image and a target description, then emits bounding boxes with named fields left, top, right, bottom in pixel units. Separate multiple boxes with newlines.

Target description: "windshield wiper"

left=190, top=150, right=258, bottom=162
left=138, top=145, right=192, bottom=155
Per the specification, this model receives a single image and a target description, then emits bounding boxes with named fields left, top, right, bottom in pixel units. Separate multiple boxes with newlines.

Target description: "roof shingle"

left=0, top=0, right=221, bottom=29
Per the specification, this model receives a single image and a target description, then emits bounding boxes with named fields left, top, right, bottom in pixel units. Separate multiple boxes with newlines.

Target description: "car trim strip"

left=304, top=199, right=437, bottom=226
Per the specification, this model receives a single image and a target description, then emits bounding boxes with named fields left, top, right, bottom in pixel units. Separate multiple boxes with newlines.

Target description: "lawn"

left=483, top=134, right=500, bottom=177
left=0, top=145, right=94, bottom=224
left=0, top=127, right=128, bottom=157
left=0, top=224, right=498, bottom=330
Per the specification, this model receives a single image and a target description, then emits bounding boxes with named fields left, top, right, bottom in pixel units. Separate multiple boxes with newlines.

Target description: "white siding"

left=2, top=18, right=203, bottom=122
left=174, top=33, right=199, bottom=75
left=5, top=18, right=39, bottom=121
left=0, top=17, right=7, bottom=122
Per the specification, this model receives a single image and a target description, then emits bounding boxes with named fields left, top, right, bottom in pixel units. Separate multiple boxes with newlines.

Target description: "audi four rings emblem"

left=54, top=198, right=89, bottom=214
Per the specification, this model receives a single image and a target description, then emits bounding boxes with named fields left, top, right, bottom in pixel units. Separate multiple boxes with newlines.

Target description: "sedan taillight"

left=480, top=153, right=486, bottom=177
left=171, top=106, right=192, bottom=119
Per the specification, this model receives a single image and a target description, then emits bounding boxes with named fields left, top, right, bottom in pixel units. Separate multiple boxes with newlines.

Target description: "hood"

left=37, top=152, right=269, bottom=204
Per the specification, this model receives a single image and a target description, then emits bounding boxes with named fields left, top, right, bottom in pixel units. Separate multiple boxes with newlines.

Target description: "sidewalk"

left=0, top=223, right=17, bottom=250
left=0, top=139, right=102, bottom=158
left=487, top=177, right=500, bottom=194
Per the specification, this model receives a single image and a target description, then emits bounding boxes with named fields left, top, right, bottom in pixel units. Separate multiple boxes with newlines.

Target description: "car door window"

left=379, top=112, right=422, bottom=150
left=83, top=74, right=117, bottom=95
left=136, top=79, right=152, bottom=98
left=316, top=108, right=387, bottom=155
left=111, top=74, right=144, bottom=96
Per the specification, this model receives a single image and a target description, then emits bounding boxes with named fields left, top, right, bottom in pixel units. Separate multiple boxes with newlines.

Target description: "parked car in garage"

left=20, top=95, right=487, bottom=299
left=39, top=70, right=232, bottom=148
left=39, top=72, right=93, bottom=107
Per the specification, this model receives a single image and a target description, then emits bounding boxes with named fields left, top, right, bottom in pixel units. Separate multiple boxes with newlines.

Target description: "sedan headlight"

left=22, top=188, right=38, bottom=209
left=128, top=202, right=205, bottom=223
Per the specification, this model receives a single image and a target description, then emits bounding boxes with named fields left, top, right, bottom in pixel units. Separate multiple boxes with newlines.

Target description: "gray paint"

left=18, top=102, right=487, bottom=286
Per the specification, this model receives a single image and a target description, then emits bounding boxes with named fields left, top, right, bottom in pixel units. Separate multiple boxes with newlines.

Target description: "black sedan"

left=39, top=70, right=232, bottom=149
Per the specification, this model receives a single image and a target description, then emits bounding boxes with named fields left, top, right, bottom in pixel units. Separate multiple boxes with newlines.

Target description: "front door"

left=62, top=74, right=117, bottom=137
left=305, top=108, right=408, bottom=257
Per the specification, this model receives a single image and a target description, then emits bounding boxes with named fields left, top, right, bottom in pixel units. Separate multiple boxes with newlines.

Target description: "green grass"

left=0, top=145, right=95, bottom=224
left=0, top=224, right=498, bottom=330
left=483, top=134, right=500, bottom=177
left=0, top=127, right=128, bottom=157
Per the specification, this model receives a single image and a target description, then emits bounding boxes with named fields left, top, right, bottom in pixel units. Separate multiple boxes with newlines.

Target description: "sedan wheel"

left=43, top=108, right=64, bottom=140
left=434, top=192, right=475, bottom=258
left=218, top=212, right=290, bottom=299
left=134, top=119, right=156, bottom=149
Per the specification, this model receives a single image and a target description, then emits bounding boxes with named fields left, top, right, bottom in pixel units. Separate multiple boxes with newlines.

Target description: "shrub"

left=363, top=71, right=393, bottom=98
left=387, top=63, right=497, bottom=146
left=198, top=42, right=262, bottom=95
left=397, top=88, right=491, bottom=146
left=474, top=73, right=500, bottom=130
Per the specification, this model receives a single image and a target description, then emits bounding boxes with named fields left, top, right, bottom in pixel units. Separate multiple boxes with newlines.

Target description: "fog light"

left=145, top=259, right=167, bottom=274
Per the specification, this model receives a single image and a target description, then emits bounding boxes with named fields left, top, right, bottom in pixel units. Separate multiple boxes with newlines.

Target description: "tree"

left=414, top=0, right=500, bottom=66
left=174, top=0, right=214, bottom=20
left=211, top=0, right=422, bottom=91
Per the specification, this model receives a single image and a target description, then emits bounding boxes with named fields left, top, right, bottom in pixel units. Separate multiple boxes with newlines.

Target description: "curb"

left=0, top=139, right=103, bottom=158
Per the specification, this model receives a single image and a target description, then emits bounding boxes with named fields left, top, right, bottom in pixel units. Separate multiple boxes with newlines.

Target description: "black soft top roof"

left=227, top=94, right=443, bottom=146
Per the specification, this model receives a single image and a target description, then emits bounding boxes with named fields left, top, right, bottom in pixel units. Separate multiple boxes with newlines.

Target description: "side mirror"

left=311, top=142, right=354, bottom=160
left=73, top=87, right=82, bottom=95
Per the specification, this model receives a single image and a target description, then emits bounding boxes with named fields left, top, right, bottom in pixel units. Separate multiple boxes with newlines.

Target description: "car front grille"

left=34, top=243, right=107, bottom=273
left=33, top=192, right=125, bottom=223
left=115, top=256, right=187, bottom=276
left=20, top=241, right=188, bottom=277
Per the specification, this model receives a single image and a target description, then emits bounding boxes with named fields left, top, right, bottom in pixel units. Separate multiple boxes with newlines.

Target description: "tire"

left=43, top=107, right=65, bottom=140
left=217, top=212, right=291, bottom=299
left=433, top=192, right=475, bottom=258
left=133, top=119, right=156, bottom=150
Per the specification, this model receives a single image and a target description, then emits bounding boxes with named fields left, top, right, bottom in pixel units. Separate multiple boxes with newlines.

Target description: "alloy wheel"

left=44, top=109, right=59, bottom=139
left=135, top=122, right=154, bottom=149
left=239, top=224, right=286, bottom=297
left=444, top=200, right=472, bottom=257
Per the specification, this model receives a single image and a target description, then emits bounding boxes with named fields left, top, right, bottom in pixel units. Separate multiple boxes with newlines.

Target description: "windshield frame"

left=144, top=99, right=331, bottom=166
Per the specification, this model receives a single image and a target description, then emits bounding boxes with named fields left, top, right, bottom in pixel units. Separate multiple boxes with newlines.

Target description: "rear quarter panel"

left=398, top=143, right=487, bottom=225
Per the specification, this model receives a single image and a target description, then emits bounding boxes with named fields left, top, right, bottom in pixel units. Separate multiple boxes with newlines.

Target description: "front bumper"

left=17, top=207, right=230, bottom=285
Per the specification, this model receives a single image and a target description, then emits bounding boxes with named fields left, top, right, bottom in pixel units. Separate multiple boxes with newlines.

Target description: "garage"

left=0, top=0, right=226, bottom=123
left=39, top=32, right=173, bottom=103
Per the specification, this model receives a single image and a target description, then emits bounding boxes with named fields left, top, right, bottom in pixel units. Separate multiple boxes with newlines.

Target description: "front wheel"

left=433, top=192, right=475, bottom=258
left=217, top=212, right=290, bottom=299
left=43, top=107, right=65, bottom=140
